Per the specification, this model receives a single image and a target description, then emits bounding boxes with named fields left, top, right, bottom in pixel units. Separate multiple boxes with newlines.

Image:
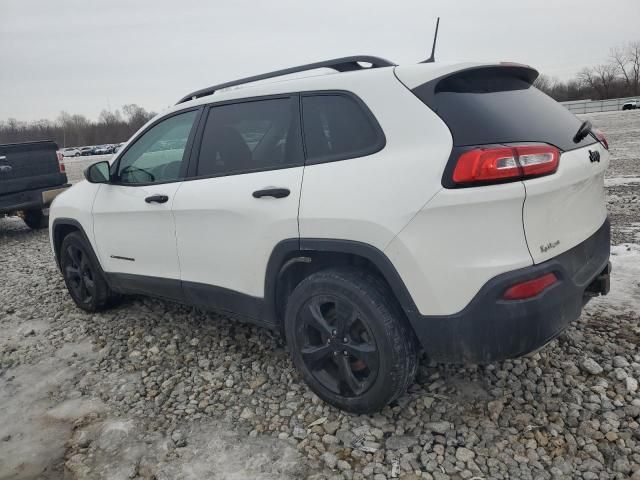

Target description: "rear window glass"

left=301, top=94, right=384, bottom=164
left=196, top=97, right=303, bottom=177
left=413, top=69, right=596, bottom=152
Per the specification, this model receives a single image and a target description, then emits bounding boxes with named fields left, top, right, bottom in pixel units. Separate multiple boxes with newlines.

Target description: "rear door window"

left=412, top=68, right=596, bottom=152
left=301, top=93, right=385, bottom=164
left=195, top=96, right=303, bottom=177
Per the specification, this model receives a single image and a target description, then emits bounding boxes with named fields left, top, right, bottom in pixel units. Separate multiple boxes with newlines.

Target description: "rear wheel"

left=284, top=268, right=417, bottom=413
left=22, top=209, right=48, bottom=229
left=60, top=232, right=120, bottom=312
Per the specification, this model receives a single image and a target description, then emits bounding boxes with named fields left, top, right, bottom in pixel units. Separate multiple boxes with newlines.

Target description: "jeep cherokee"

left=49, top=56, right=611, bottom=413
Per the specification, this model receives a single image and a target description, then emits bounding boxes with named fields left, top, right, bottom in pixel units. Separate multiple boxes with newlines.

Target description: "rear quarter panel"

left=298, top=68, right=452, bottom=250
left=385, top=182, right=533, bottom=316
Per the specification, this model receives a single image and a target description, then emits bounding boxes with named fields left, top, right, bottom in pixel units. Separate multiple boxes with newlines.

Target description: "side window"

left=116, top=110, right=198, bottom=184
left=301, top=94, right=384, bottom=164
left=196, top=97, right=303, bottom=177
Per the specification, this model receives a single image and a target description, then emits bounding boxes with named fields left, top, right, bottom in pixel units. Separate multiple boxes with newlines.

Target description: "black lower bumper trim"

left=412, top=219, right=611, bottom=364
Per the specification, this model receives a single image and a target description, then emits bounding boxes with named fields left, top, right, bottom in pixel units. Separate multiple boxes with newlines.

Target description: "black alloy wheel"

left=296, top=294, right=380, bottom=397
left=64, top=243, right=96, bottom=305
left=285, top=268, right=418, bottom=413
left=59, top=231, right=120, bottom=312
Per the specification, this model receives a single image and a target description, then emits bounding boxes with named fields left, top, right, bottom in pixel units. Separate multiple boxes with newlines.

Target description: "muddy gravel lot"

left=1, top=111, right=639, bottom=480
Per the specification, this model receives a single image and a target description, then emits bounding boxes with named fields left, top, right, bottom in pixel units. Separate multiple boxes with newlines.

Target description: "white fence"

left=561, top=96, right=638, bottom=114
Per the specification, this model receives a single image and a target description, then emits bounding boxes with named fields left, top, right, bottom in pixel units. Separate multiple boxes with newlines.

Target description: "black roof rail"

left=176, top=55, right=396, bottom=105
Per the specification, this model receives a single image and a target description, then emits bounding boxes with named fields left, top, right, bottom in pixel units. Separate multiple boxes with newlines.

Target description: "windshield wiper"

left=573, top=120, right=592, bottom=144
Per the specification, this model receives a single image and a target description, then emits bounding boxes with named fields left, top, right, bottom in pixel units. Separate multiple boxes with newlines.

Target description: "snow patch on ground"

left=65, top=419, right=308, bottom=480
left=605, top=176, right=640, bottom=187
left=47, top=398, right=106, bottom=422
left=587, top=243, right=640, bottom=314
left=0, top=357, right=104, bottom=478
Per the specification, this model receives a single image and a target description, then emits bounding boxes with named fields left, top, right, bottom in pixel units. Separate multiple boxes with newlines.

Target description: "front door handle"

left=145, top=194, right=169, bottom=204
left=252, top=188, right=290, bottom=199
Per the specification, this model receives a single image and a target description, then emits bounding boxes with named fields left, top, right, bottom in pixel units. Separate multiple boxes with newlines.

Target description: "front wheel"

left=284, top=268, right=418, bottom=413
left=60, top=232, right=120, bottom=312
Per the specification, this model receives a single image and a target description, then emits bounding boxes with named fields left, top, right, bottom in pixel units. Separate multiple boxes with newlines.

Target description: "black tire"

left=284, top=267, right=418, bottom=413
left=22, top=209, right=48, bottom=229
left=60, top=232, right=120, bottom=312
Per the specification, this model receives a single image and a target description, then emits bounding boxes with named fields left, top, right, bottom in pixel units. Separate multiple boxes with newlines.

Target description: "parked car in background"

left=60, top=147, right=81, bottom=157
left=94, top=144, right=114, bottom=155
left=49, top=57, right=612, bottom=413
left=79, top=146, right=94, bottom=156
left=622, top=99, right=640, bottom=110
left=113, top=143, right=125, bottom=153
left=1, top=141, right=69, bottom=228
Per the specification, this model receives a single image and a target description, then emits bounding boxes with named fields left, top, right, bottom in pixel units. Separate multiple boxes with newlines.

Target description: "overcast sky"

left=2, top=0, right=639, bottom=122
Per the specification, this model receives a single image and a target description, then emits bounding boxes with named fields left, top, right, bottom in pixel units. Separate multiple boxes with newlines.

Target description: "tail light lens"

left=593, top=129, right=608, bottom=150
left=452, top=144, right=559, bottom=186
left=56, top=151, right=66, bottom=172
left=503, top=272, right=558, bottom=300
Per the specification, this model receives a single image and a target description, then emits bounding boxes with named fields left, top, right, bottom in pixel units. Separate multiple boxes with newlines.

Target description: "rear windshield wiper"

left=573, top=120, right=592, bottom=144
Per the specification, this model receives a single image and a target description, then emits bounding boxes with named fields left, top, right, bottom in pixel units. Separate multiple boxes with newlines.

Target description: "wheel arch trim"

left=51, top=218, right=95, bottom=269
left=265, top=238, right=421, bottom=325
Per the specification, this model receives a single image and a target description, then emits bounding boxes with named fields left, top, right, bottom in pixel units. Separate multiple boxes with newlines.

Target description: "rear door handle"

left=145, top=194, right=169, bottom=204
left=252, top=188, right=290, bottom=199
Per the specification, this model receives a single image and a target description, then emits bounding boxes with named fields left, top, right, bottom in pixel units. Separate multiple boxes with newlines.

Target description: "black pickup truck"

left=0, top=141, right=70, bottom=229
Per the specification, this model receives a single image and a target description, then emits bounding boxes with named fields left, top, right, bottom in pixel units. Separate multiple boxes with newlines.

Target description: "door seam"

left=171, top=181, right=185, bottom=282
left=521, top=181, right=535, bottom=264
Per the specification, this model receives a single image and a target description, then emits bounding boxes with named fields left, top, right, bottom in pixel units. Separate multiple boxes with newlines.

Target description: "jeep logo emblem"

left=589, top=150, right=600, bottom=163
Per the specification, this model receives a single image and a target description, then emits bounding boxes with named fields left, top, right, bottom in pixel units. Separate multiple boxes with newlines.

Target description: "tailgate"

left=0, top=141, right=66, bottom=196
left=523, top=142, right=609, bottom=263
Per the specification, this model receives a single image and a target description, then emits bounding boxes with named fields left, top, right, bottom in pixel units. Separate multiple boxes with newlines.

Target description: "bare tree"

left=627, top=41, right=640, bottom=95
left=594, top=63, right=618, bottom=98
left=0, top=105, right=156, bottom=146
left=609, top=43, right=640, bottom=96
left=610, top=46, right=631, bottom=91
left=578, top=64, right=618, bottom=99
left=123, top=104, right=155, bottom=131
left=534, top=74, right=553, bottom=95
left=577, top=67, right=597, bottom=97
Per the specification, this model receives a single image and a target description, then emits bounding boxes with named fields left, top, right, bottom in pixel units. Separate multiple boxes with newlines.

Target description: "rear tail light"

left=56, top=151, right=66, bottom=172
left=593, top=128, right=609, bottom=150
left=503, top=272, right=558, bottom=300
left=451, top=144, right=559, bottom=186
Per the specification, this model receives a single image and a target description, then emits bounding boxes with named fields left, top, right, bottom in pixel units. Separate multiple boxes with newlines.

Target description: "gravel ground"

left=1, top=111, right=639, bottom=480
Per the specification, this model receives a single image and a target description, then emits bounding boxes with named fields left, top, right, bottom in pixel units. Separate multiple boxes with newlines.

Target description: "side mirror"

left=84, top=161, right=111, bottom=183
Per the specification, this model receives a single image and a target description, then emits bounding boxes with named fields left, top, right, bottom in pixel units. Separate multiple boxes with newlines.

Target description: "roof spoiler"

left=412, top=64, right=539, bottom=105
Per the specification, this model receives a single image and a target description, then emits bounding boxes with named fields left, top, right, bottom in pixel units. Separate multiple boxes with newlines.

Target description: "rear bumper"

left=0, top=184, right=70, bottom=214
left=414, top=218, right=611, bottom=363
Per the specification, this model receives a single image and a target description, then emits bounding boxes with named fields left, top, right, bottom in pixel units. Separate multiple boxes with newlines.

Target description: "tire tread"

left=60, top=231, right=120, bottom=312
left=285, top=266, right=418, bottom=413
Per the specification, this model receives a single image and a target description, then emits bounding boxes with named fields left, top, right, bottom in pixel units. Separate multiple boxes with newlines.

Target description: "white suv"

left=49, top=56, right=612, bottom=413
